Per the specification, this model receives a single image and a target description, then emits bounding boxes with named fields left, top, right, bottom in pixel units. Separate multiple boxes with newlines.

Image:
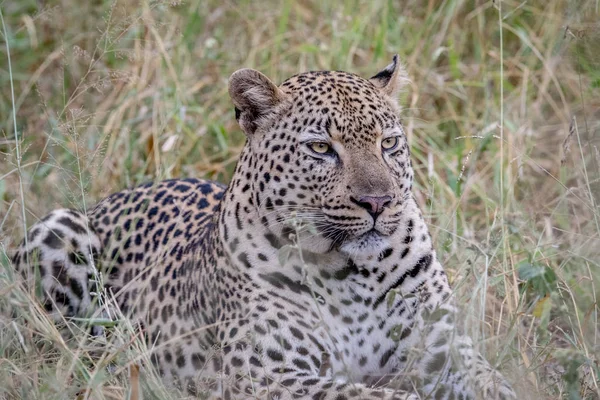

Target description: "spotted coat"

left=13, top=56, right=516, bottom=400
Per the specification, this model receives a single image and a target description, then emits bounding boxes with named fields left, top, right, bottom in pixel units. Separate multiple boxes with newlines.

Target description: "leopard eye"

left=381, top=137, right=399, bottom=151
left=309, top=142, right=332, bottom=154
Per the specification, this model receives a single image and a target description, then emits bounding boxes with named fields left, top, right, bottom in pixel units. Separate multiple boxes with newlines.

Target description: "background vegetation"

left=0, top=0, right=599, bottom=399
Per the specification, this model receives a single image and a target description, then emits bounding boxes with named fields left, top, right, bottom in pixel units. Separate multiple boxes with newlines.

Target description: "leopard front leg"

left=206, top=338, right=418, bottom=400
left=412, top=328, right=516, bottom=400
left=219, top=368, right=418, bottom=400
left=453, top=336, right=517, bottom=400
left=387, top=288, right=516, bottom=400
left=412, top=280, right=516, bottom=399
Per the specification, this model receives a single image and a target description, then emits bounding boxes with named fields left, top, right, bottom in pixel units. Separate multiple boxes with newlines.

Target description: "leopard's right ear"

left=369, top=55, right=408, bottom=101
left=229, top=69, right=286, bottom=135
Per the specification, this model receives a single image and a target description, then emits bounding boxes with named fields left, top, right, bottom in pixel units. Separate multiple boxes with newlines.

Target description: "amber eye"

left=309, top=142, right=332, bottom=154
left=382, top=137, right=399, bottom=151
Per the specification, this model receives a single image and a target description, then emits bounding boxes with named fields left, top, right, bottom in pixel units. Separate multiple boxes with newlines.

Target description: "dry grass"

left=0, top=0, right=599, bottom=399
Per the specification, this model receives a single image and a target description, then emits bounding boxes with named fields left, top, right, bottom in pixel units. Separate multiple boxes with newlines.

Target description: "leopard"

left=12, top=55, right=517, bottom=400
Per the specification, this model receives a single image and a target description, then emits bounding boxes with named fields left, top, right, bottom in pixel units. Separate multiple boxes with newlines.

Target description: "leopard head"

left=229, top=56, right=413, bottom=257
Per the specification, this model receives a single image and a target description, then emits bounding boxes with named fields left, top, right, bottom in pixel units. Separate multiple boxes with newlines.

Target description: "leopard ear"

left=369, top=55, right=408, bottom=99
left=229, top=68, right=286, bottom=135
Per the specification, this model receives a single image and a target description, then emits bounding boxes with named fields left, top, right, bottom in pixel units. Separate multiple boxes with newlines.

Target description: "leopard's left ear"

left=369, top=55, right=408, bottom=99
left=229, top=68, right=286, bottom=135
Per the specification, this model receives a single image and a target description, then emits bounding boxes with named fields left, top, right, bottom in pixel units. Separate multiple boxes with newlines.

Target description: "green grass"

left=1, top=0, right=599, bottom=398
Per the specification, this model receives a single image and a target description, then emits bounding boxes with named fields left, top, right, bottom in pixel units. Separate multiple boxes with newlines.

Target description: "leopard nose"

left=351, top=195, right=393, bottom=218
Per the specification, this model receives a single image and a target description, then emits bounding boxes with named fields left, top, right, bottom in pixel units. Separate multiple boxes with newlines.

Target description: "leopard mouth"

left=355, top=229, right=389, bottom=245
left=339, top=229, right=390, bottom=256
left=321, top=225, right=389, bottom=254
left=361, top=229, right=385, bottom=239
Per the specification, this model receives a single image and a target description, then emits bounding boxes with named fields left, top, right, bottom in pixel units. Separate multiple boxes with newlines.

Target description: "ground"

left=0, top=1, right=599, bottom=399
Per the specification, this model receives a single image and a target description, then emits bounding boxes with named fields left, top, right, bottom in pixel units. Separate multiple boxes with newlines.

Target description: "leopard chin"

left=339, top=230, right=390, bottom=257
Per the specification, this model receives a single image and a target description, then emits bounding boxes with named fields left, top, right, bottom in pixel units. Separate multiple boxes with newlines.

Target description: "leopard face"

left=230, top=56, right=413, bottom=257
